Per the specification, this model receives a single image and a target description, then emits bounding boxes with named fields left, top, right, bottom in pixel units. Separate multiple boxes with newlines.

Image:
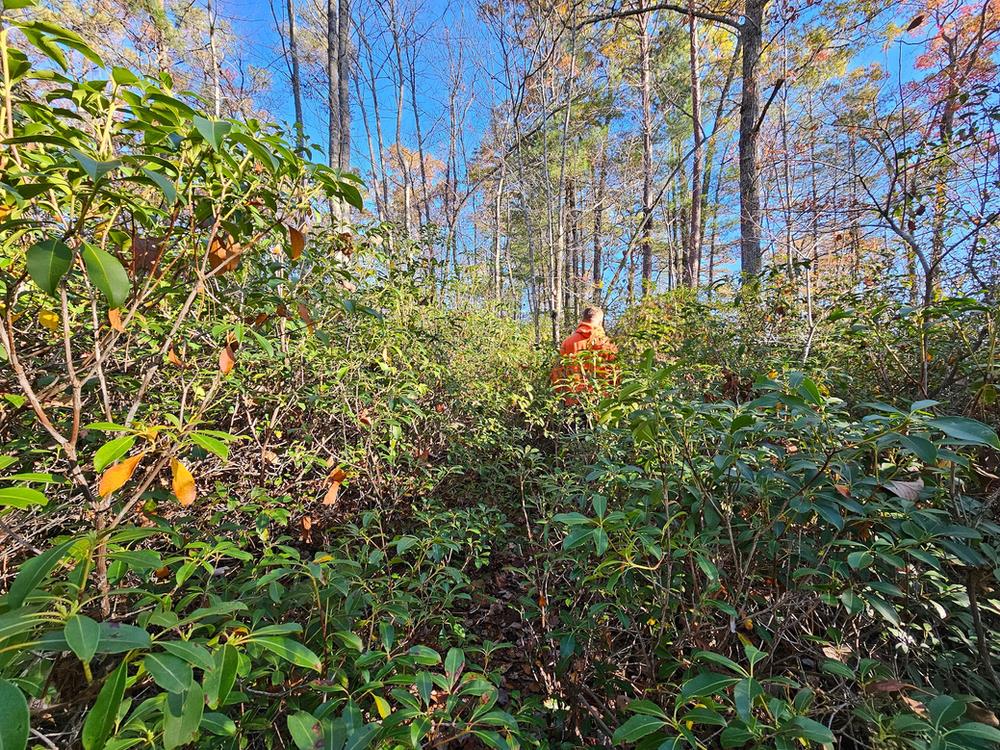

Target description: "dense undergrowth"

left=2, top=19, right=1000, bottom=750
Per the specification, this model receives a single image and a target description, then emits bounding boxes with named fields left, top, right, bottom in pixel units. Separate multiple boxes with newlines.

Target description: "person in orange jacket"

left=550, top=306, right=618, bottom=405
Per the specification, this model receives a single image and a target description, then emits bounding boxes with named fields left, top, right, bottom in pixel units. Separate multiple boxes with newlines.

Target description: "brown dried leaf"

left=171, top=458, right=196, bottom=507
left=98, top=453, right=145, bottom=498
left=131, top=235, right=164, bottom=275
left=885, top=479, right=924, bottom=501
left=966, top=702, right=1000, bottom=727
left=865, top=679, right=914, bottom=694
left=108, top=308, right=125, bottom=332
left=209, top=234, right=241, bottom=274
left=336, top=232, right=354, bottom=256
left=906, top=13, right=925, bottom=31
left=167, top=347, right=185, bottom=368
left=219, top=343, right=237, bottom=375
left=901, top=695, right=928, bottom=718
left=822, top=644, right=854, bottom=662
left=288, top=226, right=306, bottom=260
left=323, top=467, right=347, bottom=506
left=297, top=302, right=314, bottom=334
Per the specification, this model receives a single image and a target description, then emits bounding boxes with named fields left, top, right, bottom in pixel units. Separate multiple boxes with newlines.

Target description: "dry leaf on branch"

left=288, top=225, right=306, bottom=260
left=297, top=302, right=315, bottom=334
left=131, top=235, right=164, bottom=275
left=219, top=339, right=239, bottom=375
left=108, top=308, right=125, bottom=332
left=884, top=479, right=924, bottom=501
left=99, top=453, right=145, bottom=497
left=323, top=467, right=347, bottom=506
left=900, top=695, right=928, bottom=718
left=864, top=679, right=914, bottom=694
left=208, top=234, right=242, bottom=274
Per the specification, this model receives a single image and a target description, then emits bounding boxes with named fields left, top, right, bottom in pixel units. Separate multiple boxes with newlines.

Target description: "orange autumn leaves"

left=208, top=223, right=306, bottom=275
left=170, top=458, right=196, bottom=506
left=98, top=453, right=145, bottom=497
left=97, top=453, right=196, bottom=507
left=323, top=467, right=347, bottom=506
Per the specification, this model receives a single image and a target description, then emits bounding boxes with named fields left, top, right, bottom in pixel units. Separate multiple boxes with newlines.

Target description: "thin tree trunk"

left=493, top=171, right=506, bottom=300
left=327, top=0, right=339, bottom=169
left=685, top=2, right=702, bottom=287
left=639, top=8, right=654, bottom=293
left=282, top=0, right=304, bottom=151
left=337, top=0, right=351, bottom=171
left=206, top=0, right=222, bottom=117
left=738, top=0, right=765, bottom=277
left=592, top=139, right=607, bottom=301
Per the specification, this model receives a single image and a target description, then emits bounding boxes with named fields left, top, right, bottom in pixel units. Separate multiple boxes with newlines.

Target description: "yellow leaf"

left=171, top=458, right=196, bottom=507
left=98, top=453, right=145, bottom=497
left=38, top=309, right=59, bottom=331
left=373, top=695, right=391, bottom=719
left=108, top=308, right=125, bottom=331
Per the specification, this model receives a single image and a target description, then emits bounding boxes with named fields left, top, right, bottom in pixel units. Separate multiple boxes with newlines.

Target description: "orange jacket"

left=550, top=322, right=618, bottom=404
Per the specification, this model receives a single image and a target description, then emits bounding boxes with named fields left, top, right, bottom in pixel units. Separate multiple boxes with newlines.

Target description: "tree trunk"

left=639, top=9, right=654, bottom=293
left=327, top=0, right=339, bottom=170
left=738, top=0, right=765, bottom=277
left=592, top=141, right=607, bottom=301
left=206, top=0, right=222, bottom=117
left=337, top=0, right=351, bottom=171
left=285, top=0, right=304, bottom=151
left=685, top=1, right=702, bottom=287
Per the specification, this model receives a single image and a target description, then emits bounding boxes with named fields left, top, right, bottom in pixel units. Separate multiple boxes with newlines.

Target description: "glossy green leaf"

left=253, top=636, right=322, bottom=672
left=65, top=614, right=101, bottom=664
left=612, top=714, right=666, bottom=743
left=143, top=653, right=194, bottom=693
left=204, top=644, right=238, bottom=709
left=81, top=661, right=127, bottom=750
left=679, top=671, right=739, bottom=702
left=0, top=486, right=47, bottom=509
left=287, top=711, right=321, bottom=750
left=26, top=239, right=72, bottom=296
left=160, top=641, right=214, bottom=671
left=333, top=630, right=363, bottom=652
left=408, top=644, right=440, bottom=665
left=68, top=149, right=121, bottom=182
left=141, top=168, right=177, bottom=205
left=81, top=243, right=130, bottom=308
left=6, top=539, right=74, bottom=608
left=927, top=417, right=1000, bottom=449
left=783, top=716, right=835, bottom=744
left=163, top=684, right=203, bottom=750
left=0, top=679, right=29, bottom=750
left=193, top=115, right=231, bottom=150
left=200, top=712, right=236, bottom=736
left=94, top=436, right=135, bottom=472
left=189, top=433, right=229, bottom=460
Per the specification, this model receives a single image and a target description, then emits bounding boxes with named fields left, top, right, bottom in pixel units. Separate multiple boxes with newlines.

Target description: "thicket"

left=2, top=19, right=1000, bottom=750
